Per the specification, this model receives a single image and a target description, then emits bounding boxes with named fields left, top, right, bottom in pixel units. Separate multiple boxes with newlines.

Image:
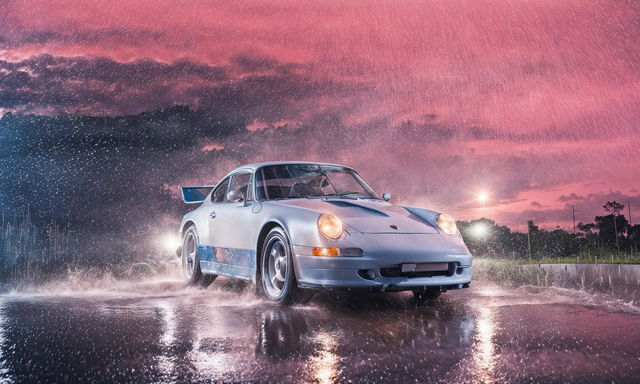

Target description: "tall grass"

left=1, top=208, right=178, bottom=288
left=0, top=208, right=73, bottom=284
left=473, top=258, right=557, bottom=287
left=492, top=251, right=640, bottom=265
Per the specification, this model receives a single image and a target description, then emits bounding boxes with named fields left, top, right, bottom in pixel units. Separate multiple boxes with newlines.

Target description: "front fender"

left=257, top=202, right=326, bottom=247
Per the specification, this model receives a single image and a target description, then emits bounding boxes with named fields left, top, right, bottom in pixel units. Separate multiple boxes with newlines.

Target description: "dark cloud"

left=558, top=193, right=586, bottom=202
left=0, top=108, right=231, bottom=228
left=0, top=55, right=343, bottom=118
left=0, top=27, right=167, bottom=50
left=230, top=54, right=303, bottom=75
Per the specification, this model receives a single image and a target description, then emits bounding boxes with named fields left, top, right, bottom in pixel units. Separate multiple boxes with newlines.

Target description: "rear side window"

left=211, top=177, right=230, bottom=203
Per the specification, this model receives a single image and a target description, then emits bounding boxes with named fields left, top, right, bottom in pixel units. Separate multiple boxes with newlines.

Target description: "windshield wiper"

left=305, top=193, right=354, bottom=200
left=306, top=192, right=377, bottom=200
left=306, top=194, right=337, bottom=199
left=339, top=192, right=381, bottom=199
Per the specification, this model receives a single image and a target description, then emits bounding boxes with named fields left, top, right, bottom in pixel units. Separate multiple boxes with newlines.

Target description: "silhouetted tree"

left=628, top=224, right=640, bottom=252
left=603, top=201, right=625, bottom=215
left=595, top=214, right=628, bottom=242
left=457, top=218, right=579, bottom=260
left=577, top=221, right=599, bottom=249
left=603, top=201, right=625, bottom=253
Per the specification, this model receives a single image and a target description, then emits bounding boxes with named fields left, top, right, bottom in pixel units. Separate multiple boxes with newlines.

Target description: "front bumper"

left=292, top=234, right=472, bottom=292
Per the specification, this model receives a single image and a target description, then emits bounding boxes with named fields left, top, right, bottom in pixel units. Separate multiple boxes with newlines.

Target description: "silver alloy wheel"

left=183, top=232, right=197, bottom=280
left=264, top=239, right=288, bottom=297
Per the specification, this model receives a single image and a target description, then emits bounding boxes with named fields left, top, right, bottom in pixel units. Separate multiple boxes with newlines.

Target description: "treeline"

left=458, top=200, right=640, bottom=260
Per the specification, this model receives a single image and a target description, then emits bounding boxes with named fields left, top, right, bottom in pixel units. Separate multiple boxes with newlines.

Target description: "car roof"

left=228, top=161, right=354, bottom=173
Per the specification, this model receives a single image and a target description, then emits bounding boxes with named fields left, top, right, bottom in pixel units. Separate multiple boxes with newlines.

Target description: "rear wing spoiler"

left=181, top=185, right=215, bottom=204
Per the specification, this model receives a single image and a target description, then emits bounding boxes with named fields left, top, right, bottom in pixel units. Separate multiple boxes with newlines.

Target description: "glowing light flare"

left=477, top=191, right=489, bottom=204
left=160, top=232, right=181, bottom=252
left=470, top=222, right=489, bottom=239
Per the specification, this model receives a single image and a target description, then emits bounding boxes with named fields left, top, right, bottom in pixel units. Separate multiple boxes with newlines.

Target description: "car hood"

left=268, top=198, right=439, bottom=234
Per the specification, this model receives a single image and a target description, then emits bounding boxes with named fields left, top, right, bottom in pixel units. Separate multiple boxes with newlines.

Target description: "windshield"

left=255, top=164, right=378, bottom=200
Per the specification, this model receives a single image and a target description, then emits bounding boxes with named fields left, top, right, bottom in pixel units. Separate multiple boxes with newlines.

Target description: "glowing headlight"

left=160, top=232, right=181, bottom=251
left=318, top=213, right=343, bottom=240
left=436, top=213, right=457, bottom=235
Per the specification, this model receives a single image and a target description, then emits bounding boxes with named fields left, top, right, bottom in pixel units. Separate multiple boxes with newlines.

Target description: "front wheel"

left=260, top=227, right=313, bottom=305
left=182, top=226, right=216, bottom=288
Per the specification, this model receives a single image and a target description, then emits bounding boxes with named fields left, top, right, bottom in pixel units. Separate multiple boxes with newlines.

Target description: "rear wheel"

left=412, top=287, right=442, bottom=304
left=182, top=226, right=216, bottom=288
left=260, top=227, right=313, bottom=305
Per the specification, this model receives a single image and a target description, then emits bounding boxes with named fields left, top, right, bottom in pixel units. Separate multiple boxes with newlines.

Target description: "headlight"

left=318, top=213, right=343, bottom=240
left=436, top=213, right=457, bottom=235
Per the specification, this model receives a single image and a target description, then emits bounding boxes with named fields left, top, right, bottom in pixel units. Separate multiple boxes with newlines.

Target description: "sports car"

left=177, top=161, right=472, bottom=304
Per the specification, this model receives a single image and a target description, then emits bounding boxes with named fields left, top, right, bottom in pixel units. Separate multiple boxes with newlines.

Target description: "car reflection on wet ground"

left=0, top=275, right=639, bottom=383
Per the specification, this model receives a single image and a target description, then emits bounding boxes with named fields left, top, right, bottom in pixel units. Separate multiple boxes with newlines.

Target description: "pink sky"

left=1, top=0, right=639, bottom=230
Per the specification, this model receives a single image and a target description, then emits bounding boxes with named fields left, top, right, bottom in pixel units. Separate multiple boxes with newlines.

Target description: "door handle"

left=209, top=211, right=217, bottom=219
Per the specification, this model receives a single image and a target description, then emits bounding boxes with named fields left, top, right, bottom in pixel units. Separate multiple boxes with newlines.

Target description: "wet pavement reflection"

left=0, top=277, right=639, bottom=383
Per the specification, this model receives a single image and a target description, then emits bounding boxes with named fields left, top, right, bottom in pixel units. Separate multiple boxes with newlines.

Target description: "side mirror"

left=227, top=190, right=245, bottom=203
left=382, top=192, right=391, bottom=202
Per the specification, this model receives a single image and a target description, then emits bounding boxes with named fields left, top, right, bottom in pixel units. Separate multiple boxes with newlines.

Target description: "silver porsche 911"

left=177, top=161, right=472, bottom=304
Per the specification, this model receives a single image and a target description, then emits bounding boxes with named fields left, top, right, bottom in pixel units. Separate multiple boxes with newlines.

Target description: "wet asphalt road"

left=1, top=277, right=639, bottom=384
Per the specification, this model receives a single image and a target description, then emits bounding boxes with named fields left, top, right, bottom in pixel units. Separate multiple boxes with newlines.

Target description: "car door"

left=208, top=171, right=257, bottom=277
left=198, top=176, right=230, bottom=274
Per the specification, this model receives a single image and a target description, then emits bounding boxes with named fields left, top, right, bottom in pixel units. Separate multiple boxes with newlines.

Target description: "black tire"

left=182, top=226, right=216, bottom=288
left=412, top=287, right=442, bottom=304
left=259, top=227, right=313, bottom=305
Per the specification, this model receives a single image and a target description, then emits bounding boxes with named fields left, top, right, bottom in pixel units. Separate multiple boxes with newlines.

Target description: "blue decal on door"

left=197, top=245, right=217, bottom=262
left=197, top=245, right=256, bottom=279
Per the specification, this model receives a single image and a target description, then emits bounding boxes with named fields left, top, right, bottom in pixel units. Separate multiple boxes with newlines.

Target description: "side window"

left=228, top=172, right=252, bottom=202
left=211, top=177, right=230, bottom=203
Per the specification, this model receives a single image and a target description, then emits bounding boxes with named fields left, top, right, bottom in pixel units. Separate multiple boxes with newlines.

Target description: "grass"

left=473, top=257, right=640, bottom=290
left=491, top=251, right=640, bottom=265
left=472, top=252, right=640, bottom=288
left=473, top=258, right=554, bottom=286
left=1, top=209, right=74, bottom=283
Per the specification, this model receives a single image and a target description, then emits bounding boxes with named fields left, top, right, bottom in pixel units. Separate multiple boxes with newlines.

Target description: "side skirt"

left=200, top=260, right=254, bottom=281
left=197, top=245, right=256, bottom=280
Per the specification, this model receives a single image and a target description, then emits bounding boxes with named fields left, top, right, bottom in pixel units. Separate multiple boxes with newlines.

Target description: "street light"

left=477, top=191, right=489, bottom=209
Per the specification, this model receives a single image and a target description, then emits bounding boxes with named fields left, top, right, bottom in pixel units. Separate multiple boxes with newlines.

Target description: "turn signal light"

left=312, top=247, right=340, bottom=256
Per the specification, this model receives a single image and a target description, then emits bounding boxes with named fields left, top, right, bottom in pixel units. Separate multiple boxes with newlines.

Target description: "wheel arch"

left=255, top=220, right=288, bottom=282
left=181, top=220, right=198, bottom=235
